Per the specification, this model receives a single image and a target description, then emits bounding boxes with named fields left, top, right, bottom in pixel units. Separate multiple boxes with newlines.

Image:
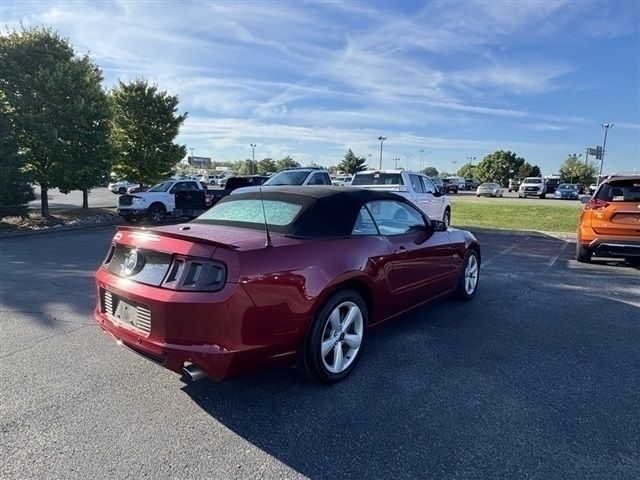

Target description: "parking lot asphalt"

left=1, top=227, right=639, bottom=479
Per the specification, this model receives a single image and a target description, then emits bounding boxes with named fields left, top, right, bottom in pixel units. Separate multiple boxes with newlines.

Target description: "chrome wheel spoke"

left=333, top=344, right=344, bottom=372
left=343, top=333, right=361, bottom=349
left=341, top=306, right=359, bottom=332
left=321, top=337, right=336, bottom=357
left=328, top=309, right=341, bottom=332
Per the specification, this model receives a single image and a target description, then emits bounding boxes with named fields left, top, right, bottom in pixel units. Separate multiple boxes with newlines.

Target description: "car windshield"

left=524, top=178, right=542, bottom=184
left=558, top=184, right=577, bottom=190
left=596, top=179, right=640, bottom=202
left=264, top=170, right=310, bottom=186
left=480, top=183, right=497, bottom=188
left=147, top=181, right=173, bottom=192
left=197, top=198, right=303, bottom=226
left=351, top=173, right=404, bottom=186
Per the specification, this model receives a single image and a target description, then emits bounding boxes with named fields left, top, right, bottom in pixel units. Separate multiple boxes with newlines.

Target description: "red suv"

left=576, top=175, right=640, bottom=265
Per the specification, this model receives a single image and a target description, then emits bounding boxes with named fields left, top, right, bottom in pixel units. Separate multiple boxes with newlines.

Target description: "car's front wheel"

left=118, top=187, right=126, bottom=194
left=443, top=209, right=451, bottom=227
left=303, top=290, right=367, bottom=383
left=147, top=204, right=166, bottom=224
left=456, top=250, right=480, bottom=300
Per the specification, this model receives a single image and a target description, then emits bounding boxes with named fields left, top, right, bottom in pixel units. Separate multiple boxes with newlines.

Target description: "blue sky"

left=2, top=0, right=639, bottom=174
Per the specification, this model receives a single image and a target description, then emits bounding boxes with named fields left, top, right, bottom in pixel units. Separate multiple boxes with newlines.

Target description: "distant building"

left=187, top=156, right=212, bottom=167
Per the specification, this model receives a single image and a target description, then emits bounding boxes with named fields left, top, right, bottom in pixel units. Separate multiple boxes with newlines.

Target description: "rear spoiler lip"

left=116, top=225, right=240, bottom=250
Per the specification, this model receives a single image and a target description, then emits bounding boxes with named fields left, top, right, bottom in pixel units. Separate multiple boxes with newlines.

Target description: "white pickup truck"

left=350, top=170, right=452, bottom=225
left=117, top=179, right=205, bottom=224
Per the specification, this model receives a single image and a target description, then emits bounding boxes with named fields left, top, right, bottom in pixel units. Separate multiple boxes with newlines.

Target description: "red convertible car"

left=94, top=187, right=480, bottom=383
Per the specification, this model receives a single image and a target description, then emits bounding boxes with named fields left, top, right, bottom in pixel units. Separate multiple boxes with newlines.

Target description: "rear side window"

left=351, top=173, right=404, bottom=186
left=351, top=206, right=379, bottom=235
left=420, top=176, right=436, bottom=194
left=596, top=180, right=640, bottom=202
left=409, top=174, right=424, bottom=193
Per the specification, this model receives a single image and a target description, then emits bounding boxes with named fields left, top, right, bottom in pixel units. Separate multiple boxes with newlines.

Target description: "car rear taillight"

left=584, top=198, right=610, bottom=210
left=162, top=257, right=227, bottom=292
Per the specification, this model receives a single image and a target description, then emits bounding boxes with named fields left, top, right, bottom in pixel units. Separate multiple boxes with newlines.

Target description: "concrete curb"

left=454, top=225, right=576, bottom=242
left=0, top=218, right=123, bottom=239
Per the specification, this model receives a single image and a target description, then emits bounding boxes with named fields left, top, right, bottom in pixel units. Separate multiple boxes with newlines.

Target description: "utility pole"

left=377, top=136, right=387, bottom=169
left=599, top=123, right=614, bottom=179
left=250, top=144, right=256, bottom=175
left=585, top=148, right=589, bottom=167
left=420, top=149, right=424, bottom=171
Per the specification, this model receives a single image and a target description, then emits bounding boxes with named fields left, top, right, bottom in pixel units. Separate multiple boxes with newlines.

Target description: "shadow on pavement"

left=181, top=270, right=639, bottom=479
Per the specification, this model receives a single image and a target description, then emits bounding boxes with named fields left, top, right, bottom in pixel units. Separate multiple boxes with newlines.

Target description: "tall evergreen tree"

left=337, top=149, right=368, bottom=174
left=110, top=79, right=187, bottom=187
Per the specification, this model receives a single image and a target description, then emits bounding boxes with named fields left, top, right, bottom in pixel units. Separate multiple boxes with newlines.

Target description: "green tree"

left=456, top=162, right=477, bottom=179
left=517, top=162, right=541, bottom=178
left=422, top=166, right=438, bottom=177
left=475, top=150, right=526, bottom=186
left=257, top=157, right=276, bottom=174
left=0, top=111, right=34, bottom=218
left=110, top=79, right=187, bottom=187
left=0, top=27, right=111, bottom=216
left=337, top=149, right=368, bottom=175
left=559, top=155, right=596, bottom=185
left=275, top=156, right=300, bottom=171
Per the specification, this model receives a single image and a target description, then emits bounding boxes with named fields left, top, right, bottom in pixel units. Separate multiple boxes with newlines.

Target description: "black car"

left=544, top=177, right=563, bottom=194
left=440, top=178, right=459, bottom=194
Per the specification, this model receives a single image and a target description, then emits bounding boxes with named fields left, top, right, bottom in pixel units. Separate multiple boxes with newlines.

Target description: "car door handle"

left=394, top=246, right=407, bottom=258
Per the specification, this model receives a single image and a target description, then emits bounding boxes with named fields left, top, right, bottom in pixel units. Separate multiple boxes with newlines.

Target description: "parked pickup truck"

left=117, top=179, right=204, bottom=224
left=350, top=170, right=452, bottom=225
left=174, top=176, right=269, bottom=219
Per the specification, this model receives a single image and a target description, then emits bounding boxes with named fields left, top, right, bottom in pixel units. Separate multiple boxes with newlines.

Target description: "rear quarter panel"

left=238, top=236, right=395, bottom=349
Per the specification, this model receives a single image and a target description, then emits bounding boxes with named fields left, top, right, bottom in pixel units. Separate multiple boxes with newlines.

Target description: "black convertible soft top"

left=194, top=186, right=413, bottom=237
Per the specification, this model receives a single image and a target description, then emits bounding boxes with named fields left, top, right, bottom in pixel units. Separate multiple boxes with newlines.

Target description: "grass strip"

left=450, top=199, right=582, bottom=233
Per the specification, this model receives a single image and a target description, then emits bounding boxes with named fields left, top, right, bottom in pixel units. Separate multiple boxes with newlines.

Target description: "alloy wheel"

left=320, top=301, right=364, bottom=374
left=464, top=254, right=479, bottom=295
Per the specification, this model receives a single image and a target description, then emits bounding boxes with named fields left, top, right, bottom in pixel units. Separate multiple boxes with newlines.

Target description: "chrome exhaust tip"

left=182, top=363, right=207, bottom=381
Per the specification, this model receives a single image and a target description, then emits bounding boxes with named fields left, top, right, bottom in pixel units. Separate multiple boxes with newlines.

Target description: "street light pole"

left=377, top=136, right=387, bottom=169
left=250, top=144, right=256, bottom=175
left=599, top=123, right=613, bottom=179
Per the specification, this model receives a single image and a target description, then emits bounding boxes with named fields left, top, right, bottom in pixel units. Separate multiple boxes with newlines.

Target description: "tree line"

left=0, top=27, right=187, bottom=218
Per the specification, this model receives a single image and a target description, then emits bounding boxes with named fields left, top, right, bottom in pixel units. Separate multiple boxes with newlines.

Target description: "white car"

left=116, top=179, right=204, bottom=224
left=332, top=175, right=353, bottom=186
left=233, top=168, right=332, bottom=194
left=476, top=182, right=503, bottom=197
left=518, top=177, right=547, bottom=198
left=350, top=170, right=451, bottom=225
left=108, top=180, right=138, bottom=195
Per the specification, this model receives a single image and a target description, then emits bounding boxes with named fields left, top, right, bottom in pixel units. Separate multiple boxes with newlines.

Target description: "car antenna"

left=259, top=186, right=273, bottom=248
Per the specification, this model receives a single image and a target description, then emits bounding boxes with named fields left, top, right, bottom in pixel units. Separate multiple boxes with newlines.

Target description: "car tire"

left=302, top=289, right=367, bottom=383
left=456, top=249, right=480, bottom=301
left=443, top=209, right=451, bottom=227
left=575, top=243, right=592, bottom=263
left=627, top=258, right=640, bottom=267
left=147, top=204, right=166, bottom=224
left=118, top=187, right=127, bottom=194
left=539, top=193, right=545, bottom=199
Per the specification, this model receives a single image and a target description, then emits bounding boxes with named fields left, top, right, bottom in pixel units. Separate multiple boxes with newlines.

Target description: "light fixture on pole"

left=250, top=144, right=257, bottom=175
left=377, top=136, right=387, bottom=169
left=599, top=123, right=613, bottom=179
left=393, top=157, right=400, bottom=169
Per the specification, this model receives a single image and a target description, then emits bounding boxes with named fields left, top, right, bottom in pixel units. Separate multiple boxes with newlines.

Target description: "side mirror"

left=433, top=189, right=442, bottom=197
left=431, top=219, right=448, bottom=232
left=169, top=188, right=176, bottom=194
left=580, top=196, right=590, bottom=204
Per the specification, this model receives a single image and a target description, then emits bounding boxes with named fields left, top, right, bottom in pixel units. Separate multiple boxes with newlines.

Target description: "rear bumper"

left=94, top=268, right=298, bottom=381
left=589, top=238, right=640, bottom=258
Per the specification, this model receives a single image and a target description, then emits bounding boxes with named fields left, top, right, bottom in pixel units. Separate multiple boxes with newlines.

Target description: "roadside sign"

left=595, top=146, right=603, bottom=160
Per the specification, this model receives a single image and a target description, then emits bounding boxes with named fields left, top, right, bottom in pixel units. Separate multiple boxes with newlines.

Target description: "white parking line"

left=546, top=241, right=570, bottom=267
